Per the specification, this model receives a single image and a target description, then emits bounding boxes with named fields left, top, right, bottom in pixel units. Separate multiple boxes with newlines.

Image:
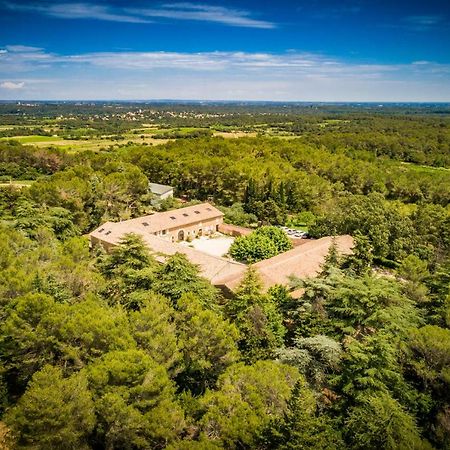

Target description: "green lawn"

left=0, top=135, right=61, bottom=143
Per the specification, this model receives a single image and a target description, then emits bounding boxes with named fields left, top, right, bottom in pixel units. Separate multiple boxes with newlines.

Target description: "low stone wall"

left=218, top=223, right=253, bottom=237
left=219, top=223, right=308, bottom=247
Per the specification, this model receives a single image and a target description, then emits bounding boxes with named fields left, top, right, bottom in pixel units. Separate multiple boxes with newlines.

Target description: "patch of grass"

left=0, top=135, right=61, bottom=143
left=1, top=133, right=171, bottom=152
left=213, top=131, right=258, bottom=139
left=153, top=127, right=208, bottom=134
left=286, top=224, right=309, bottom=232
left=400, top=162, right=450, bottom=174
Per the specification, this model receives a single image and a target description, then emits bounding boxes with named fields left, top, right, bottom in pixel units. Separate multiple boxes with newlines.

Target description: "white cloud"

left=128, top=3, right=276, bottom=29
left=404, top=15, right=442, bottom=26
left=0, top=47, right=449, bottom=101
left=4, top=2, right=151, bottom=23
left=1, top=81, right=25, bottom=89
left=2, top=46, right=450, bottom=78
left=27, top=50, right=450, bottom=80
left=403, top=15, right=444, bottom=31
left=0, top=45, right=55, bottom=72
left=5, top=45, right=43, bottom=52
left=3, top=2, right=274, bottom=28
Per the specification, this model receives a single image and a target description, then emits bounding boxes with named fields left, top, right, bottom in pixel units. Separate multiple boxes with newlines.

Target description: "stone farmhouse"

left=92, top=202, right=223, bottom=245
left=90, top=202, right=353, bottom=295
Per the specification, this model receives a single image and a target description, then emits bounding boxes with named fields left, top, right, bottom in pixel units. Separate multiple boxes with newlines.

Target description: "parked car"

left=278, top=225, right=309, bottom=239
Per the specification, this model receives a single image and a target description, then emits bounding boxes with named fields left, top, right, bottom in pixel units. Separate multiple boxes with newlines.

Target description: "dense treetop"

left=0, top=105, right=449, bottom=449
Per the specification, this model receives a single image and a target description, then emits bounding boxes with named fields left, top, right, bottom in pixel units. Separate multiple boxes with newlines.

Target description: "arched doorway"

left=177, top=229, right=185, bottom=241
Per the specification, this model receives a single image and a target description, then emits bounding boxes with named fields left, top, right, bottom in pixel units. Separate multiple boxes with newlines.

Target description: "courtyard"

left=180, top=234, right=235, bottom=258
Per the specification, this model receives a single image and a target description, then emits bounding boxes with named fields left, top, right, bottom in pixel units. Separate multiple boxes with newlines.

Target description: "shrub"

left=229, top=226, right=292, bottom=263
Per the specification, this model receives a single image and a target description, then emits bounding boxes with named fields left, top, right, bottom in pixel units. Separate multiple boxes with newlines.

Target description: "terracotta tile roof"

left=216, top=235, right=354, bottom=292
left=94, top=230, right=245, bottom=284
left=93, top=203, right=223, bottom=236
left=139, top=233, right=245, bottom=283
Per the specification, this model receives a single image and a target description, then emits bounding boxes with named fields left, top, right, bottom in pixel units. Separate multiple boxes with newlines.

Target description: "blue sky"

left=1, top=0, right=450, bottom=101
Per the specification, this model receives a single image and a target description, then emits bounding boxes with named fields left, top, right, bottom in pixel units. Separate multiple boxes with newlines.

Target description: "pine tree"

left=261, top=380, right=343, bottom=450
left=5, top=365, right=95, bottom=450
left=226, top=267, right=285, bottom=362
left=154, top=253, right=218, bottom=307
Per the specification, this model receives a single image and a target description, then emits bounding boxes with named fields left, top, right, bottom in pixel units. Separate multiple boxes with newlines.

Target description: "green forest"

left=0, top=103, right=449, bottom=449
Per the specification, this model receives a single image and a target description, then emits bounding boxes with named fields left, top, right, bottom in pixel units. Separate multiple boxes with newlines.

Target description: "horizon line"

left=1, top=99, right=450, bottom=105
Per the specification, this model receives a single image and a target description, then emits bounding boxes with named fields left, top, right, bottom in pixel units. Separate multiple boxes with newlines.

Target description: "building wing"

left=90, top=213, right=246, bottom=287
left=215, top=235, right=354, bottom=293
left=94, top=203, right=223, bottom=235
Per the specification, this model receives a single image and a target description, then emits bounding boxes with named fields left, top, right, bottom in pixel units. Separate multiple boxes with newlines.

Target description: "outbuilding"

left=148, top=182, right=174, bottom=204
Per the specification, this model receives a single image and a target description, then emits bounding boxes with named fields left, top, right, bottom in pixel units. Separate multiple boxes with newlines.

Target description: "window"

left=98, top=228, right=105, bottom=233
left=142, top=222, right=149, bottom=227
left=105, top=231, right=111, bottom=236
left=170, top=216, right=176, bottom=220
left=183, top=213, right=189, bottom=217
left=194, top=210, right=200, bottom=214
left=162, top=230, right=167, bottom=235
left=206, top=207, right=212, bottom=211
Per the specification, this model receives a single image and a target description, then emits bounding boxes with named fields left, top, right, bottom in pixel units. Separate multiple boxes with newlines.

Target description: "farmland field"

left=0, top=135, right=61, bottom=143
